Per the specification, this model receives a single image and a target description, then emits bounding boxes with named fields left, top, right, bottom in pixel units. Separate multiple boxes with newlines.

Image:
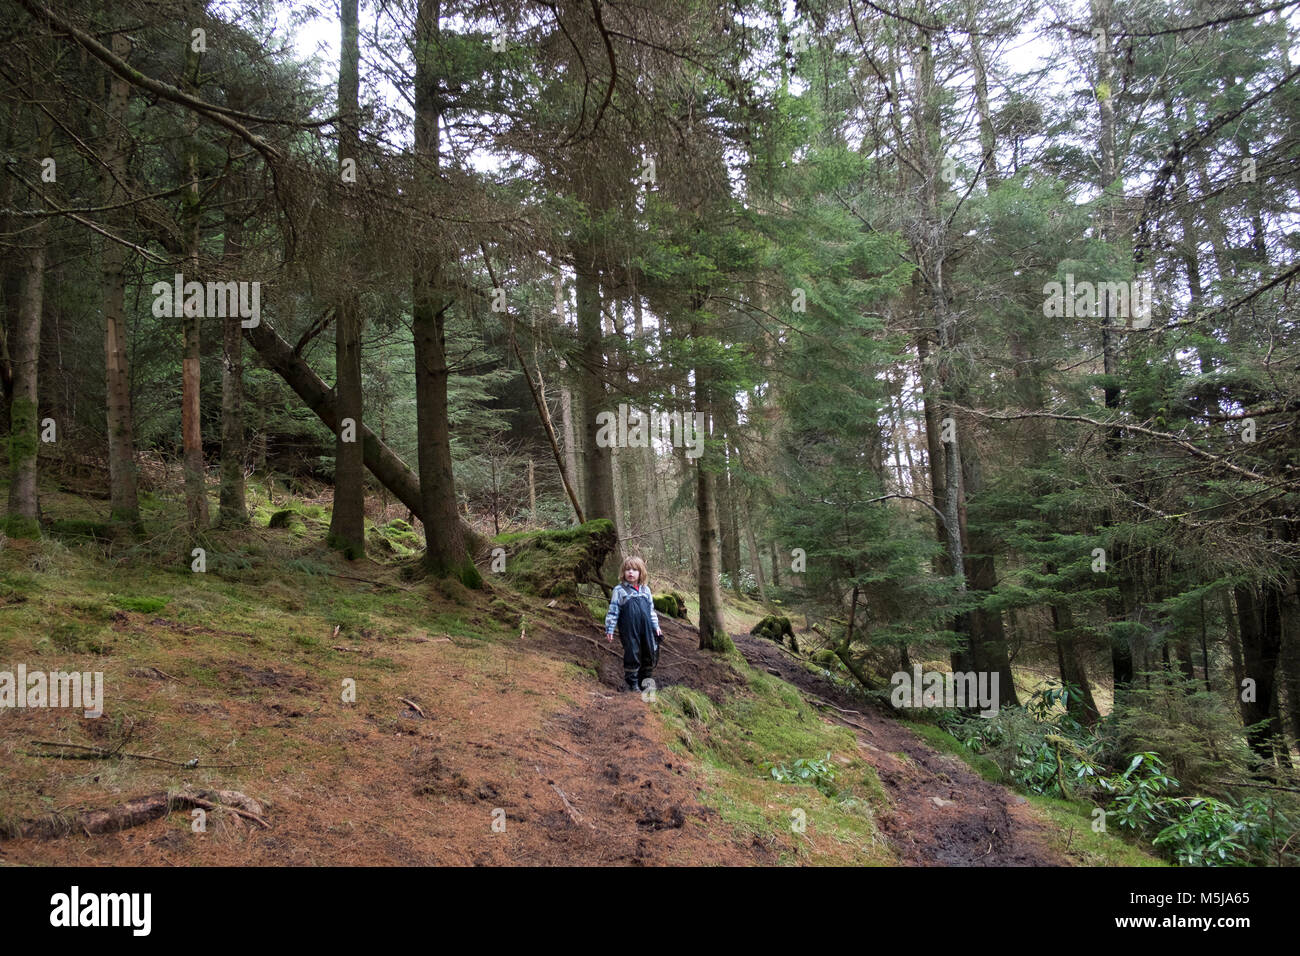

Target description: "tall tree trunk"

left=1091, top=0, right=1139, bottom=700
left=741, top=487, right=767, bottom=602
left=181, top=16, right=208, bottom=529
left=575, top=252, right=619, bottom=574
left=718, top=432, right=742, bottom=591
left=970, top=26, right=1000, bottom=191
left=0, top=99, right=19, bottom=421
left=217, top=194, right=248, bottom=526
left=695, top=400, right=732, bottom=652
left=908, top=29, right=973, bottom=680
left=1278, top=579, right=1300, bottom=749
left=957, top=425, right=1018, bottom=705
left=561, top=383, right=582, bottom=510
left=412, top=0, right=470, bottom=578
left=1050, top=597, right=1101, bottom=725
left=1225, top=590, right=1245, bottom=702
left=557, top=275, right=584, bottom=511
left=102, top=30, right=142, bottom=535
left=1236, top=583, right=1288, bottom=765
left=329, top=0, right=365, bottom=558
left=6, top=162, right=49, bottom=534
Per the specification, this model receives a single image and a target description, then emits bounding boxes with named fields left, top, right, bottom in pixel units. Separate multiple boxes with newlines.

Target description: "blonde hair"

left=619, top=556, right=649, bottom=589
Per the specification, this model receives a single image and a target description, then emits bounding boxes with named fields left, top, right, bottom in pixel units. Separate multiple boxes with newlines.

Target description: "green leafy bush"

left=762, top=752, right=838, bottom=796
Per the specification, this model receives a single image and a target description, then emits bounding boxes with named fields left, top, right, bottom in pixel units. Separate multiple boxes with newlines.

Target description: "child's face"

left=624, top=566, right=640, bottom=584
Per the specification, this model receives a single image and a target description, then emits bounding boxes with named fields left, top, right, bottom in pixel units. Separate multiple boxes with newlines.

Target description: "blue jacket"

left=605, top=581, right=661, bottom=636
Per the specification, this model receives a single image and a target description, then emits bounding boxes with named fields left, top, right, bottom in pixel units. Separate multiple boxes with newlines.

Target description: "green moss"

left=902, top=720, right=1005, bottom=783
left=669, top=591, right=690, bottom=619
left=48, top=518, right=112, bottom=542
left=654, top=593, right=683, bottom=618
left=48, top=621, right=113, bottom=655
left=458, top=560, right=483, bottom=590
left=491, top=519, right=616, bottom=598
left=112, top=595, right=168, bottom=613
left=488, top=598, right=522, bottom=628
left=751, top=615, right=795, bottom=648
left=433, top=575, right=472, bottom=605
left=0, top=515, right=41, bottom=539
left=7, top=397, right=38, bottom=464
left=268, top=509, right=299, bottom=529
left=653, top=662, right=892, bottom=864
left=368, top=519, right=422, bottom=558
left=326, top=531, right=364, bottom=560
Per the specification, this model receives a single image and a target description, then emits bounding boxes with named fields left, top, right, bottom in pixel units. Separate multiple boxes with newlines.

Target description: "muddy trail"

left=528, top=600, right=1065, bottom=866
left=732, top=631, right=1064, bottom=866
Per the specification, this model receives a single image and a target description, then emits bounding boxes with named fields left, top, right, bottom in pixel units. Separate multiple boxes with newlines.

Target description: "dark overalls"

left=616, top=586, right=658, bottom=691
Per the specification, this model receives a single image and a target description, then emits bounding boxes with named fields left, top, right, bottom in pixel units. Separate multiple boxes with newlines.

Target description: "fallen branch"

left=400, top=697, right=427, bottom=719
left=27, top=740, right=251, bottom=768
left=806, top=695, right=870, bottom=720
left=3, top=787, right=268, bottom=841
left=557, top=630, right=625, bottom=660
left=535, top=766, right=595, bottom=830
left=333, top=572, right=406, bottom=590
left=806, top=696, right=876, bottom=735
left=181, top=793, right=270, bottom=829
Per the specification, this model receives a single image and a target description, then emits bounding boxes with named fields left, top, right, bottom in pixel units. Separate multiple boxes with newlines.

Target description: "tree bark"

left=411, top=0, right=469, bottom=578
left=695, top=403, right=732, bottom=652
left=328, top=0, right=366, bottom=558
left=102, top=30, right=142, bottom=535
left=6, top=213, right=48, bottom=531
left=717, top=429, right=742, bottom=591
left=575, top=256, right=619, bottom=577
left=1051, top=599, right=1101, bottom=725
left=217, top=194, right=248, bottom=526
left=180, top=15, right=208, bottom=529
left=6, top=113, right=51, bottom=532
left=1236, top=583, right=1288, bottom=764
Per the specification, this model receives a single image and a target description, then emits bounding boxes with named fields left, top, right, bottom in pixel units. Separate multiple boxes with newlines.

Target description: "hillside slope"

left=0, top=510, right=1159, bottom=866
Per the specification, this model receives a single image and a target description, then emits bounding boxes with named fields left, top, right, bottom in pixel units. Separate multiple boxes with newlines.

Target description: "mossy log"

left=490, top=519, right=617, bottom=599
left=654, top=591, right=691, bottom=621
left=751, top=614, right=798, bottom=652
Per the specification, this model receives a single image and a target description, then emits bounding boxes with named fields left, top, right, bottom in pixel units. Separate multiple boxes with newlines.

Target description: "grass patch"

left=654, top=663, right=893, bottom=864
left=902, top=719, right=1005, bottom=783
left=111, top=595, right=169, bottom=614
left=1027, top=794, right=1167, bottom=866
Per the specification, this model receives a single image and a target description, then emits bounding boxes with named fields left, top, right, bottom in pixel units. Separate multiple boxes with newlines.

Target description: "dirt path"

left=732, top=631, right=1065, bottom=866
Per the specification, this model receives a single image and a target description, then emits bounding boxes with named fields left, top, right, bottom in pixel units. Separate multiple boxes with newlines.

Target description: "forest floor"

left=0, top=481, right=1162, bottom=866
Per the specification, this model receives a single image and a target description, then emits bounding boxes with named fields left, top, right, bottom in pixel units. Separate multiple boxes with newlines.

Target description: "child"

left=605, top=556, right=663, bottom=693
